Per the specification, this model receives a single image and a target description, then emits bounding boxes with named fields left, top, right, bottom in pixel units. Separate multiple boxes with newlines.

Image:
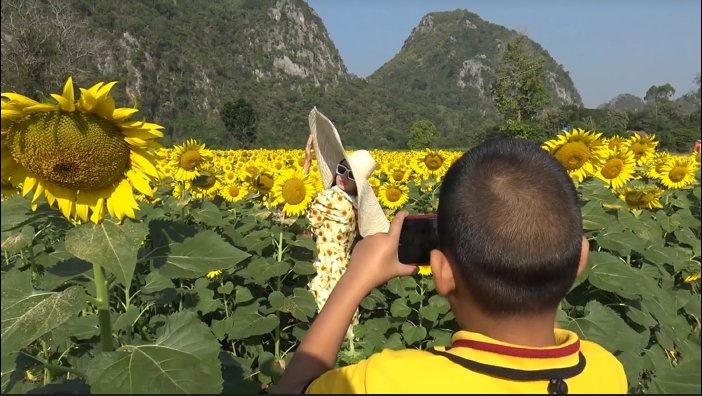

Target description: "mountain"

left=1, top=1, right=583, bottom=149
left=598, top=94, right=646, bottom=112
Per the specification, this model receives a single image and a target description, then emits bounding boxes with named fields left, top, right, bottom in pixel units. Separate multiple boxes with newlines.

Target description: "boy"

left=275, top=138, right=627, bottom=394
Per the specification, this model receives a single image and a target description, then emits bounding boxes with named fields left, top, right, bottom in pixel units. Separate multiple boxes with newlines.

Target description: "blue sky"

left=307, top=0, right=701, bottom=108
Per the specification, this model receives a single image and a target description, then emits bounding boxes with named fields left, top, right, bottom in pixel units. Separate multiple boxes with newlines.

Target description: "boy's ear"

left=576, top=236, right=590, bottom=276
left=430, top=249, right=456, bottom=296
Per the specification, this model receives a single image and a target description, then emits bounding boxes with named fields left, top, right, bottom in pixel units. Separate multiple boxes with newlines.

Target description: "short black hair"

left=437, top=138, right=582, bottom=317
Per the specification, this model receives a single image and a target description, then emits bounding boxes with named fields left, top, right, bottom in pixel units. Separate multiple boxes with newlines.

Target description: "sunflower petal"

left=30, top=182, right=45, bottom=211
left=130, top=149, right=160, bottom=177
left=90, top=198, right=105, bottom=224
left=112, top=107, right=139, bottom=120
left=23, top=103, right=59, bottom=113
left=127, top=169, right=154, bottom=196
left=60, top=77, right=76, bottom=112
left=21, top=175, right=38, bottom=197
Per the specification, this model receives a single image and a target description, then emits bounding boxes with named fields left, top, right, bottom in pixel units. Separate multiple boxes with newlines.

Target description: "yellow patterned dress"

left=307, top=186, right=359, bottom=338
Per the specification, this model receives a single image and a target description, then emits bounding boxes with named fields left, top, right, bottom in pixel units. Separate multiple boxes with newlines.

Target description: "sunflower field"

left=1, top=79, right=700, bottom=394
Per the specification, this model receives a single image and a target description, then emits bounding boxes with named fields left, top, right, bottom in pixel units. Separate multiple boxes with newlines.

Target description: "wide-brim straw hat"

left=308, top=107, right=389, bottom=237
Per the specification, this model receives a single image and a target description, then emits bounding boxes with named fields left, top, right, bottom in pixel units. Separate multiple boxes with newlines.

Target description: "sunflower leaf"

left=65, top=219, right=148, bottom=287
left=85, top=311, right=222, bottom=394
left=1, top=269, right=86, bottom=356
left=154, top=230, right=250, bottom=279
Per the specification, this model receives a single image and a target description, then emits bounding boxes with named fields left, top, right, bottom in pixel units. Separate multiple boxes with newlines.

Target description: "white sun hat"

left=308, top=107, right=390, bottom=237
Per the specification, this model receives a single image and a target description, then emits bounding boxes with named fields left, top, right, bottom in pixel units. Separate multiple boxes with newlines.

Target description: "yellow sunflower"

left=220, top=183, right=247, bottom=203
left=206, top=270, right=223, bottom=280
left=383, top=163, right=411, bottom=183
left=658, top=156, right=697, bottom=189
left=378, top=182, right=409, bottom=210
left=645, top=152, right=672, bottom=180
left=271, top=169, right=315, bottom=217
left=417, top=265, right=432, bottom=276
left=1, top=77, right=163, bottom=223
left=186, top=169, right=221, bottom=200
left=169, top=139, right=213, bottom=182
left=595, top=149, right=636, bottom=190
left=542, top=128, right=608, bottom=182
left=412, top=150, right=450, bottom=180
left=618, top=186, right=663, bottom=210
left=622, top=132, right=658, bottom=166
left=684, top=272, right=701, bottom=283
left=605, top=135, right=626, bottom=151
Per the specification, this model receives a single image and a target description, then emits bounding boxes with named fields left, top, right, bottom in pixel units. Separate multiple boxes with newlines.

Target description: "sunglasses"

left=336, top=163, right=355, bottom=181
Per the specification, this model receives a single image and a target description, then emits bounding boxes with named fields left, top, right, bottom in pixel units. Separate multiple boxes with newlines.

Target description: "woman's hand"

left=342, top=211, right=417, bottom=292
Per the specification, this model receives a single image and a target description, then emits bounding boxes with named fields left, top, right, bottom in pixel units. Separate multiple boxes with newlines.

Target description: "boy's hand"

left=305, top=133, right=314, bottom=160
left=343, top=211, right=417, bottom=292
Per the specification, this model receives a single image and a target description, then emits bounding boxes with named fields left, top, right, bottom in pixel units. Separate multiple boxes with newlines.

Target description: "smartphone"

left=398, top=214, right=439, bottom=265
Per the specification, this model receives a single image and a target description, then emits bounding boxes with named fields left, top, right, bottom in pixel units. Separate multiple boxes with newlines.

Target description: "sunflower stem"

left=92, top=263, right=113, bottom=351
left=274, top=231, right=284, bottom=359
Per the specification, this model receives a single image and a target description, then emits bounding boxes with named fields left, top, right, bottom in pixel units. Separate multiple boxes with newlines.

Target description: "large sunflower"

left=658, top=156, right=697, bottom=189
left=1, top=77, right=163, bottom=223
left=595, top=149, right=636, bottom=190
left=378, top=182, right=409, bottom=210
left=271, top=169, right=315, bottom=217
left=542, top=128, right=608, bottom=182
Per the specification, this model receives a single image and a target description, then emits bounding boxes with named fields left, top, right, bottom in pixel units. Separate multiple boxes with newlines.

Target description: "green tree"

left=407, top=120, right=439, bottom=149
left=490, top=35, right=551, bottom=123
left=220, top=98, right=258, bottom=148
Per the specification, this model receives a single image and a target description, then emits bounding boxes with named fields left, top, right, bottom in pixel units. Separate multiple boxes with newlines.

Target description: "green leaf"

left=587, top=251, right=653, bottom=298
left=234, top=286, right=254, bottom=304
left=580, top=201, right=611, bottom=231
left=113, top=306, right=141, bottom=333
left=228, top=305, right=279, bottom=339
left=649, top=356, right=701, bottom=394
left=0, top=225, right=34, bottom=254
left=65, top=220, right=148, bottom=287
left=281, top=288, right=317, bottom=321
left=1, top=270, right=86, bottom=355
left=626, top=307, right=657, bottom=328
left=86, top=311, right=222, bottom=394
left=237, top=258, right=288, bottom=283
left=217, top=281, right=235, bottom=295
left=141, top=272, right=175, bottom=294
left=390, top=299, right=411, bottom=318
left=387, top=277, right=417, bottom=297
left=155, top=230, right=250, bottom=279
left=565, top=301, right=642, bottom=357
left=401, top=323, right=427, bottom=345
left=360, top=288, right=387, bottom=310
left=191, top=200, right=230, bottom=227
left=595, top=229, right=647, bottom=257
left=674, top=228, right=701, bottom=256
left=419, top=305, right=439, bottom=322
left=268, top=291, right=285, bottom=310
left=291, top=259, right=317, bottom=275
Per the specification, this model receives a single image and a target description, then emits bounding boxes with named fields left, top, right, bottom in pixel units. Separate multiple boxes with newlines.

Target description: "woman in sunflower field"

left=303, top=108, right=389, bottom=352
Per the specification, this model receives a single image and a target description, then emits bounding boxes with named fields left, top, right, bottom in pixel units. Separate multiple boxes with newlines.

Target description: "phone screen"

left=398, top=214, right=439, bottom=265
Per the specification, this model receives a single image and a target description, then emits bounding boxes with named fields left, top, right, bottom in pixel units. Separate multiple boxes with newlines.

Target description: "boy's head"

left=434, top=137, right=585, bottom=317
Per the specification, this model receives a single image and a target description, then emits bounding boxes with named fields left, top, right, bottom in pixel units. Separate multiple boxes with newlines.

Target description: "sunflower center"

left=669, top=165, right=687, bottom=182
left=227, top=185, right=240, bottom=197
left=624, top=191, right=645, bottom=206
left=255, top=173, right=274, bottom=191
left=553, top=141, right=590, bottom=170
left=246, top=165, right=259, bottom=176
left=385, top=186, right=402, bottom=202
left=392, top=170, right=405, bottom=181
left=282, top=178, right=306, bottom=205
left=601, top=158, right=624, bottom=179
left=424, top=154, right=444, bottom=170
left=630, top=142, right=645, bottom=159
left=7, top=111, right=130, bottom=190
left=179, top=150, right=202, bottom=170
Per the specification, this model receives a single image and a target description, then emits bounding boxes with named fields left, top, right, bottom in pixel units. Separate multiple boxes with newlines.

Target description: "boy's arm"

left=274, top=211, right=416, bottom=394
